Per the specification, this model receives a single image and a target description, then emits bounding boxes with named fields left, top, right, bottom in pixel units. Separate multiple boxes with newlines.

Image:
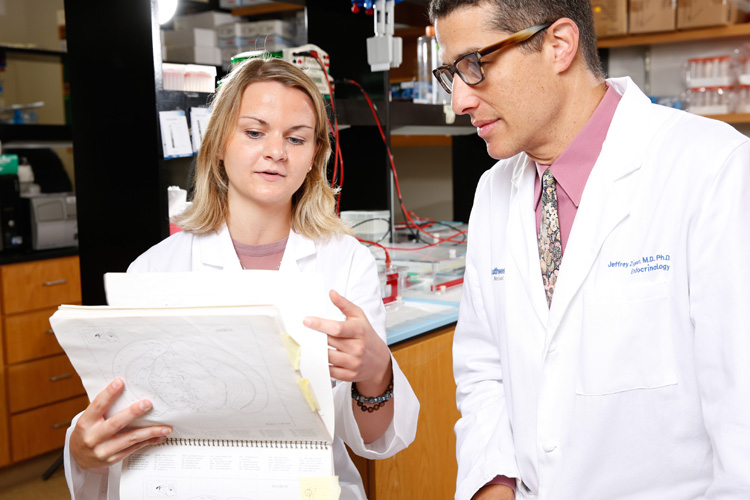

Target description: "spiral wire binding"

left=160, top=438, right=329, bottom=449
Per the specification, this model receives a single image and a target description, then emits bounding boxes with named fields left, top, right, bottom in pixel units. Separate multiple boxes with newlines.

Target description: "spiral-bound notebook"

left=51, top=272, right=341, bottom=500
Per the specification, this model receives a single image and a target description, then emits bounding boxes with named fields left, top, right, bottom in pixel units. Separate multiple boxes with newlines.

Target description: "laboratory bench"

left=350, top=286, right=462, bottom=499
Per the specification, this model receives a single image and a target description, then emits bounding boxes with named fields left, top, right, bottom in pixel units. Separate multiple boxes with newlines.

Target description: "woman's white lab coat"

left=453, top=77, right=750, bottom=500
left=64, top=227, right=419, bottom=500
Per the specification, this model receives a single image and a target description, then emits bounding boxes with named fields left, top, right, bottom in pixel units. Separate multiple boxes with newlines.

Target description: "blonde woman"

left=63, top=58, right=419, bottom=499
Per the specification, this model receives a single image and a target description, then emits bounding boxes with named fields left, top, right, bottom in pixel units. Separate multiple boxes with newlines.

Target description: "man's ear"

left=544, top=18, right=580, bottom=74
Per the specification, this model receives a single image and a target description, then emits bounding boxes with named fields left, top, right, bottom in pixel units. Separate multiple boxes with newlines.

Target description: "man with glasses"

left=430, top=1, right=750, bottom=499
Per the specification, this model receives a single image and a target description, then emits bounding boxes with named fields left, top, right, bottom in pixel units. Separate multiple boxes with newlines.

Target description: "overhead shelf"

left=0, top=45, right=67, bottom=59
left=231, top=0, right=304, bottom=17
left=334, top=99, right=473, bottom=135
left=0, top=124, right=72, bottom=148
left=597, top=23, right=750, bottom=48
left=703, top=112, right=750, bottom=124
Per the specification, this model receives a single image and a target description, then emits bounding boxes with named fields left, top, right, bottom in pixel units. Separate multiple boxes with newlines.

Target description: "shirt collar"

left=535, top=82, right=622, bottom=207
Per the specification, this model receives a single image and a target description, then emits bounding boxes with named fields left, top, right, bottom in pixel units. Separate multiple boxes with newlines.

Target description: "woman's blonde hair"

left=174, top=57, right=350, bottom=240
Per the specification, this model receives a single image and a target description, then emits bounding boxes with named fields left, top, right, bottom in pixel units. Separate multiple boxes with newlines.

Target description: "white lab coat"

left=64, top=226, right=419, bottom=500
left=453, top=77, right=750, bottom=500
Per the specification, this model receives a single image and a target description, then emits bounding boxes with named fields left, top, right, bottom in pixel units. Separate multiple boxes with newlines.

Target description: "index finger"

left=328, top=290, right=365, bottom=320
left=81, top=378, right=125, bottom=423
left=302, top=315, right=345, bottom=338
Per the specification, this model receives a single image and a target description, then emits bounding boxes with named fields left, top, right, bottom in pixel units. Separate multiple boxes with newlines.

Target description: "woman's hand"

left=304, top=290, right=392, bottom=392
left=70, top=378, right=173, bottom=473
left=303, top=290, right=394, bottom=443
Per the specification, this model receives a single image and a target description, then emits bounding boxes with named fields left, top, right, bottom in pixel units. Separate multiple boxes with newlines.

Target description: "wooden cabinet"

left=351, top=325, right=460, bottom=499
left=0, top=255, right=87, bottom=466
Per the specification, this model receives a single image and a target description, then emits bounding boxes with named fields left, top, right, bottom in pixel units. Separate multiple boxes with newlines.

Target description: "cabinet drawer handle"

left=51, top=420, right=72, bottom=429
left=46, top=329, right=54, bottom=334
left=49, top=373, right=73, bottom=382
left=43, top=279, right=67, bottom=287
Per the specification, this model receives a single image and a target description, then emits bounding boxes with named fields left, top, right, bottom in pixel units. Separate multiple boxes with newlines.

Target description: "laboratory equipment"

left=340, top=210, right=390, bottom=242
left=230, top=44, right=333, bottom=97
left=378, top=263, right=407, bottom=306
left=351, top=0, right=403, bottom=72
left=371, top=242, right=467, bottom=295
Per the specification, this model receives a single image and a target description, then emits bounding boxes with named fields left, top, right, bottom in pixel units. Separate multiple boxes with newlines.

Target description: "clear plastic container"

left=184, top=64, right=217, bottom=93
left=414, top=27, right=434, bottom=103
left=414, top=26, right=450, bottom=105
left=162, top=63, right=186, bottom=91
left=735, top=85, right=750, bottom=113
left=686, top=86, right=734, bottom=115
left=684, top=56, right=732, bottom=88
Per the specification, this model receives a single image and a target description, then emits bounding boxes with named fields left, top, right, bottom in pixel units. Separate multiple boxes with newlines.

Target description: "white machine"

left=351, top=0, right=403, bottom=72
left=364, top=0, right=403, bottom=72
left=230, top=44, right=334, bottom=96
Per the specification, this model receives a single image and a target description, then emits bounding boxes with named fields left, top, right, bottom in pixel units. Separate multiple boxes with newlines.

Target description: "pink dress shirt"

left=534, top=83, right=622, bottom=252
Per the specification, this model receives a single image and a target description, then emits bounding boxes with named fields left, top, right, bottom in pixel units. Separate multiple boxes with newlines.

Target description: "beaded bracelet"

left=351, top=378, right=394, bottom=413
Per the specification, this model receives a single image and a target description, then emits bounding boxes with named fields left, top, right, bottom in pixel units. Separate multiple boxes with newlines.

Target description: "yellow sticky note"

left=300, top=476, right=341, bottom=500
left=281, top=333, right=301, bottom=370
left=297, top=377, right=320, bottom=411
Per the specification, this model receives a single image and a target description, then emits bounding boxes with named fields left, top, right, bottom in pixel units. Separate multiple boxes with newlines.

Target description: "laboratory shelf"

left=0, top=45, right=67, bottom=59
left=231, top=0, right=304, bottom=17
left=334, top=99, right=474, bottom=135
left=156, top=90, right=212, bottom=113
left=703, top=112, right=750, bottom=124
left=598, top=23, right=750, bottom=49
left=0, top=124, right=72, bottom=148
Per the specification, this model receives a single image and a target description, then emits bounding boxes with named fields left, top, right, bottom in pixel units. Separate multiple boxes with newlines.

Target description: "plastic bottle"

left=430, top=31, right=451, bottom=105
left=414, top=26, right=434, bottom=103
left=415, top=25, right=451, bottom=105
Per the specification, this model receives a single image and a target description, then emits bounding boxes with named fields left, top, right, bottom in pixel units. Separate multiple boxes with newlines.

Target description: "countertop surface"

left=0, top=247, right=78, bottom=266
left=385, top=286, right=462, bottom=345
left=1, top=247, right=459, bottom=345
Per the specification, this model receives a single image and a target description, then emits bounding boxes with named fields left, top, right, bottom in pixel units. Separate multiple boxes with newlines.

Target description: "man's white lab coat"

left=454, top=77, right=750, bottom=500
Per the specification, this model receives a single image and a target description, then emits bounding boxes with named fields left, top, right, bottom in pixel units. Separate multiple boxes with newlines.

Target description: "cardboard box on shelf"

left=164, top=46, right=222, bottom=66
left=174, top=11, right=235, bottom=30
left=630, top=0, right=678, bottom=33
left=163, top=27, right=218, bottom=48
left=217, top=19, right=295, bottom=39
left=677, top=0, right=747, bottom=29
left=219, top=34, right=294, bottom=49
left=219, top=0, right=274, bottom=7
left=591, top=0, right=628, bottom=38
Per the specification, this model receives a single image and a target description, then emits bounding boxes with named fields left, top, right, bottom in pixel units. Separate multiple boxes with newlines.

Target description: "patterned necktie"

left=539, top=168, right=562, bottom=307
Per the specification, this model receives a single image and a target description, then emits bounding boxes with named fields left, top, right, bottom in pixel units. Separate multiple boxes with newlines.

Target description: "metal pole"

left=384, top=70, right=395, bottom=243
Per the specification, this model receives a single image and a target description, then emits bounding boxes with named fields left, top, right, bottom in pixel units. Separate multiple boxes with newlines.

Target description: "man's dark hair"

left=429, top=0, right=604, bottom=77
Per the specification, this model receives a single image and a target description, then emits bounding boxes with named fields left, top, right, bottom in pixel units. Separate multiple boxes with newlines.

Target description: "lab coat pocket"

left=577, top=282, right=677, bottom=396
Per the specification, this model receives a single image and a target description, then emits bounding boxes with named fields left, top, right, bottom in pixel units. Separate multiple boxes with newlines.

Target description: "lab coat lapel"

left=281, top=229, right=317, bottom=272
left=506, top=155, right=549, bottom=326
left=546, top=77, right=650, bottom=342
left=197, top=225, right=243, bottom=270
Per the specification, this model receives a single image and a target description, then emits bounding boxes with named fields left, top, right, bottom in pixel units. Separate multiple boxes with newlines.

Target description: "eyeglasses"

left=432, top=23, right=552, bottom=94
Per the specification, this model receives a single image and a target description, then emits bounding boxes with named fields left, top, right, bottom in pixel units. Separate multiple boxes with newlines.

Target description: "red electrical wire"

left=308, top=51, right=344, bottom=214
left=343, top=79, right=467, bottom=247
left=291, top=54, right=465, bottom=245
left=357, top=237, right=391, bottom=268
